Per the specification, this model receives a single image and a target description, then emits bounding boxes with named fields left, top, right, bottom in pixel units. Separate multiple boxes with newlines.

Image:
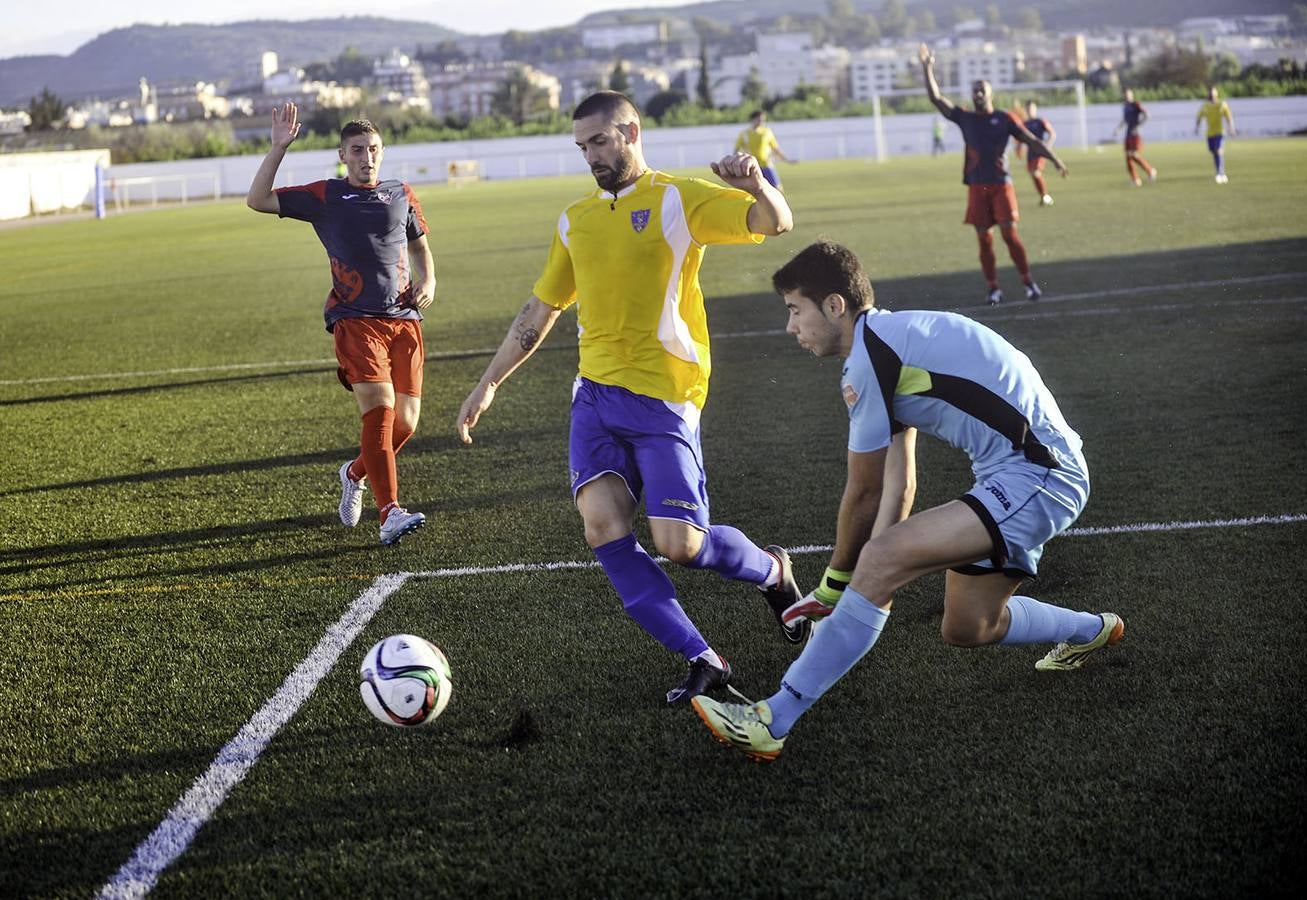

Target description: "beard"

left=591, top=149, right=636, bottom=193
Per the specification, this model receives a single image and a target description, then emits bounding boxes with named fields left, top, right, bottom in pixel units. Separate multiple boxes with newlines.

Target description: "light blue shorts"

left=955, top=454, right=1089, bottom=578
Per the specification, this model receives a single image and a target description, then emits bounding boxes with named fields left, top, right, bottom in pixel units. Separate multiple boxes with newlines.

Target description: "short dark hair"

left=749, top=109, right=764, bottom=119
left=772, top=240, right=875, bottom=313
left=573, top=90, right=640, bottom=124
left=340, top=119, right=380, bottom=143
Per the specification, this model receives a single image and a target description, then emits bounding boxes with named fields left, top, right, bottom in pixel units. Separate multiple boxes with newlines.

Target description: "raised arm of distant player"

left=918, top=44, right=954, bottom=117
left=710, top=151, right=793, bottom=235
left=456, top=296, right=562, bottom=444
left=246, top=101, right=301, bottom=214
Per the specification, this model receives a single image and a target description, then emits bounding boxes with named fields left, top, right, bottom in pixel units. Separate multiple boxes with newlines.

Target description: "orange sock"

left=977, top=231, right=998, bottom=289
left=1001, top=227, right=1031, bottom=282
left=348, top=420, right=413, bottom=482
left=358, top=405, right=399, bottom=518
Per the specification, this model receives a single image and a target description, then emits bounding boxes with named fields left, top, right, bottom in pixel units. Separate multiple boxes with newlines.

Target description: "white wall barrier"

left=0, top=149, right=111, bottom=220
left=8, top=96, right=1305, bottom=216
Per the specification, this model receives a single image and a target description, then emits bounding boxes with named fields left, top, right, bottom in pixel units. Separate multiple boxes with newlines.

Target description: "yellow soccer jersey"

left=1199, top=100, right=1231, bottom=135
left=735, top=126, right=780, bottom=167
left=532, top=169, right=762, bottom=409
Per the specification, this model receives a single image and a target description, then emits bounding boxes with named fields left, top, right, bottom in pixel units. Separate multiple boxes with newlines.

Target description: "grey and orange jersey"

left=841, top=308, right=1084, bottom=478
left=275, top=178, right=428, bottom=331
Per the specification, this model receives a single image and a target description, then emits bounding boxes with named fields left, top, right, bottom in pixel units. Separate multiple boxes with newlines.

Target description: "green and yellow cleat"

left=1036, top=612, right=1125, bottom=671
left=691, top=696, right=785, bottom=762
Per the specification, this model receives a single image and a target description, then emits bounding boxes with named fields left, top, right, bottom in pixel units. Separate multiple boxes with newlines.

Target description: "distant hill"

left=2, top=2, right=1296, bottom=108
left=577, top=0, right=1295, bottom=29
left=0, top=17, right=461, bottom=106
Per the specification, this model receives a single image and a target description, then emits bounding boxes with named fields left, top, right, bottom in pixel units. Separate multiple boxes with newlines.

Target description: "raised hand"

left=271, top=102, right=301, bottom=150
left=710, top=151, right=764, bottom=192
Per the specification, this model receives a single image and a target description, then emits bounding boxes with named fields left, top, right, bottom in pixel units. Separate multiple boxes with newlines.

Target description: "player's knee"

left=652, top=530, right=701, bottom=566
left=582, top=518, right=628, bottom=549
left=939, top=616, right=988, bottom=647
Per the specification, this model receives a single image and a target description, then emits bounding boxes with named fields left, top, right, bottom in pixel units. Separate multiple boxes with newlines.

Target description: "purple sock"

left=685, top=524, right=773, bottom=584
left=594, top=534, right=707, bottom=659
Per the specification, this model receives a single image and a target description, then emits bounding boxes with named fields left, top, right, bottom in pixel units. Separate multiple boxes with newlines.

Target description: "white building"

left=849, top=48, right=914, bottom=100
left=427, top=63, right=560, bottom=121
left=711, top=33, right=850, bottom=106
left=250, top=51, right=279, bottom=84
left=582, top=22, right=668, bottom=51
left=0, top=110, right=32, bottom=134
left=956, top=43, right=1025, bottom=88
left=369, top=50, right=429, bottom=103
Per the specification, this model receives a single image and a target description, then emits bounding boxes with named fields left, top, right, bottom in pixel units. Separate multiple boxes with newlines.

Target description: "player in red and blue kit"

left=1019, top=100, right=1056, bottom=206
left=919, top=44, right=1067, bottom=306
left=247, top=103, right=435, bottom=546
left=1113, top=88, right=1157, bottom=187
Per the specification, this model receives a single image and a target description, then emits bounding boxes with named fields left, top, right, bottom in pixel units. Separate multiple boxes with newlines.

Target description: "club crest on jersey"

left=842, top=382, right=859, bottom=408
left=378, top=191, right=394, bottom=205
left=630, top=209, right=651, bottom=232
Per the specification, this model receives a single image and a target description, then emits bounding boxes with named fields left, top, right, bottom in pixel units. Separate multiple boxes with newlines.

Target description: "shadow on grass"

left=0, top=510, right=383, bottom=588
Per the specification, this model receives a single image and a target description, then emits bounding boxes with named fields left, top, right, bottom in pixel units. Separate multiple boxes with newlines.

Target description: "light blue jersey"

left=843, top=308, right=1088, bottom=576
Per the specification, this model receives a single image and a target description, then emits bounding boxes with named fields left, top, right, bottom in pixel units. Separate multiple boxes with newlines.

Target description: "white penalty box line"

left=10, top=272, right=1307, bottom=388
left=97, top=511, right=1307, bottom=899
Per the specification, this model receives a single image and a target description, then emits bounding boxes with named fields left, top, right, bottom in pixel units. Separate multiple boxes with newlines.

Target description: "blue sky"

left=4, top=0, right=695, bottom=56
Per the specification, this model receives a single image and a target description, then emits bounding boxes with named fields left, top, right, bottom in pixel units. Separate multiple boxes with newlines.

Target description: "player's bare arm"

left=710, top=152, right=793, bottom=235
left=829, top=446, right=890, bottom=572
left=407, top=234, right=436, bottom=310
left=874, top=428, right=917, bottom=540
left=1016, top=126, right=1069, bottom=177
left=918, top=44, right=953, bottom=116
left=246, top=102, right=301, bottom=214
left=456, top=296, right=561, bottom=444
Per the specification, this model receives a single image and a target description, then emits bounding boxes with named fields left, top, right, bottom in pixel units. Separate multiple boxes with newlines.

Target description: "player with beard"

left=455, top=91, right=801, bottom=705
left=919, top=44, right=1067, bottom=306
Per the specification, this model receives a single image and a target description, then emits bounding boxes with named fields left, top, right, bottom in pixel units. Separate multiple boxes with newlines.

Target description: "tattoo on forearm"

left=513, top=303, right=540, bottom=352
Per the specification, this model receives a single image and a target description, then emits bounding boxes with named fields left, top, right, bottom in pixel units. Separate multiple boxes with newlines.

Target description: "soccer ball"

left=359, top=634, right=453, bottom=727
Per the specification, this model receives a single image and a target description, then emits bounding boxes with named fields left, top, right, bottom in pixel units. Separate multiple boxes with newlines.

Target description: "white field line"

left=95, top=572, right=412, bottom=900
left=96, top=510, right=1306, bottom=898
left=7, top=273, right=1306, bottom=388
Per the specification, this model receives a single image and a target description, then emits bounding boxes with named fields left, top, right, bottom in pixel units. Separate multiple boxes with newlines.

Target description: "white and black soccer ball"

left=359, top=634, right=453, bottom=727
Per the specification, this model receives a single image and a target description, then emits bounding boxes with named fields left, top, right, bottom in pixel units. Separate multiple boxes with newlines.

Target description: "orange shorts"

left=1026, top=155, right=1046, bottom=173
left=1125, top=134, right=1143, bottom=152
left=964, top=183, right=1019, bottom=229
left=332, top=317, right=424, bottom=397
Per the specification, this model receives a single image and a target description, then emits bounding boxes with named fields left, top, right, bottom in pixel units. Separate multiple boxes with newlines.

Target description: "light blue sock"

left=765, top=588, right=889, bottom=737
left=1000, top=595, right=1103, bottom=646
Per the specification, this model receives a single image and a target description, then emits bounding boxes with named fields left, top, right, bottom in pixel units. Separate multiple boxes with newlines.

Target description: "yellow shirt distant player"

left=1194, top=86, right=1235, bottom=183
left=735, top=110, right=794, bottom=190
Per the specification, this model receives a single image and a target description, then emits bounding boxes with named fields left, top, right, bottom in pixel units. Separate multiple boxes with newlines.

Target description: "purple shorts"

left=1207, top=135, right=1225, bottom=154
left=569, top=378, right=710, bottom=529
left=760, top=166, right=781, bottom=188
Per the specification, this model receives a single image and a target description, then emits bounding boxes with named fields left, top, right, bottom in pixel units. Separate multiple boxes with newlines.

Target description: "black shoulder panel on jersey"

left=860, top=315, right=902, bottom=432
left=921, top=372, right=1059, bottom=468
